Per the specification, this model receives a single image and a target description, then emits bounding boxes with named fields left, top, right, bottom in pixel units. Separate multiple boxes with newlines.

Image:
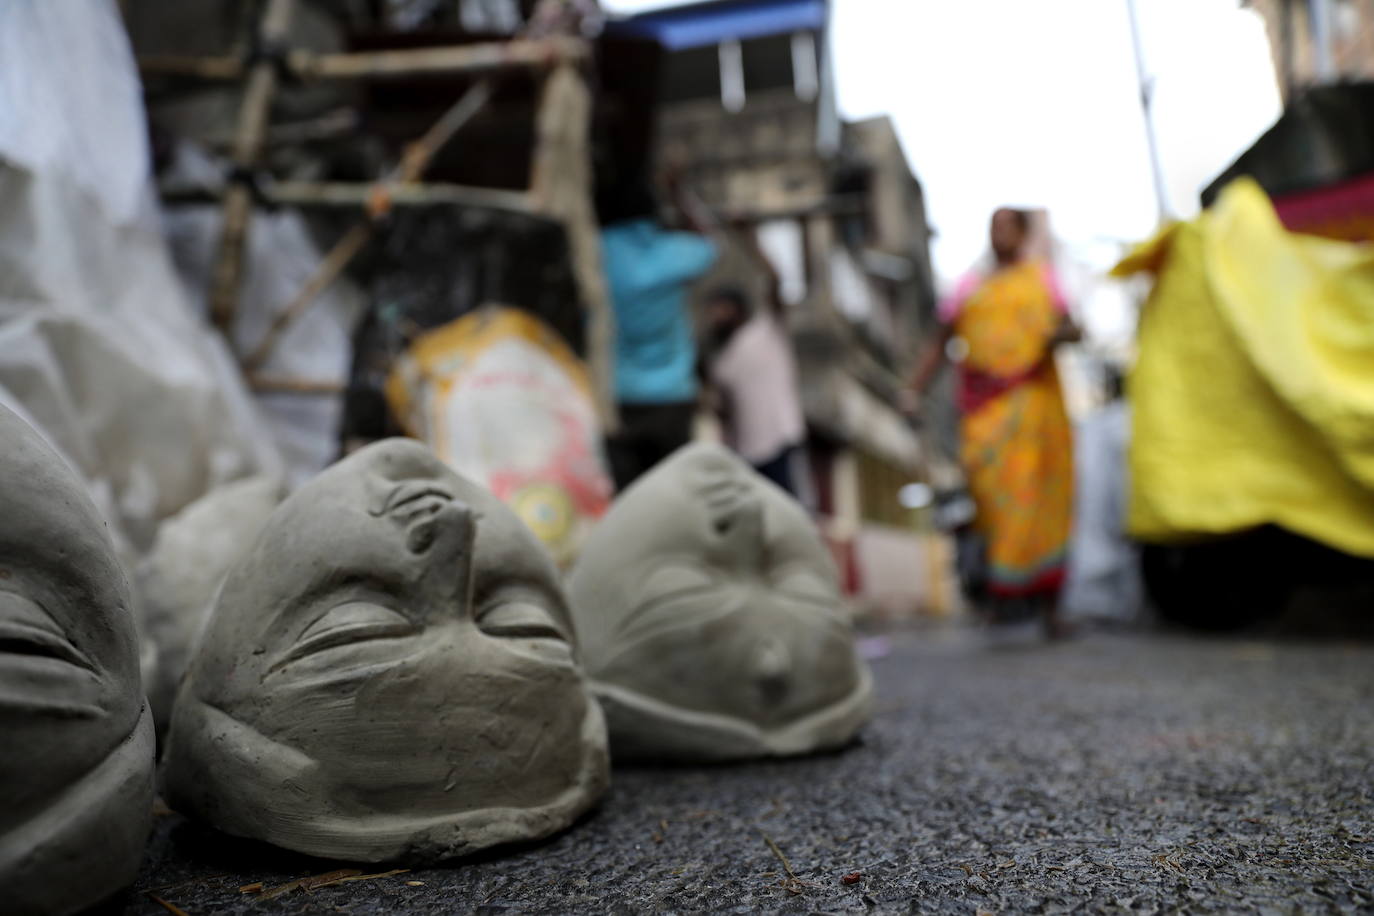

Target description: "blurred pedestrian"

left=906, top=207, right=1078, bottom=637
left=597, top=167, right=718, bottom=491
left=703, top=259, right=805, bottom=497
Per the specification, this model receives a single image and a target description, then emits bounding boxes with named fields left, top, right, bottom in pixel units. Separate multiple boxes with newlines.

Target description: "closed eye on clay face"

left=477, top=594, right=568, bottom=642
left=622, top=562, right=838, bottom=644
left=638, top=566, right=715, bottom=607
left=272, top=601, right=417, bottom=672
left=0, top=592, right=93, bottom=671
left=770, top=567, right=837, bottom=607
left=613, top=565, right=725, bottom=644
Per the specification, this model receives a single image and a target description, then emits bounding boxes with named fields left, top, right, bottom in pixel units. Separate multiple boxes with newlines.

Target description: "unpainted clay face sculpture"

left=0, top=403, right=154, bottom=916
left=162, top=438, right=609, bottom=863
left=568, top=442, right=873, bottom=761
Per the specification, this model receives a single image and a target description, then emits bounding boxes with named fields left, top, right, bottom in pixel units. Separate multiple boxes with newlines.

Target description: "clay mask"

left=567, top=443, right=873, bottom=761
left=162, top=439, right=608, bottom=863
left=0, top=404, right=154, bottom=916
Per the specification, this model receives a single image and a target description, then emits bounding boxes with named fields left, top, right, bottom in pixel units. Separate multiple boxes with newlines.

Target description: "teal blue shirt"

left=600, top=219, right=718, bottom=404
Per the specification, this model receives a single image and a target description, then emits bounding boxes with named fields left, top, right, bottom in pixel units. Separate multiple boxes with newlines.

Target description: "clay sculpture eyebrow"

left=368, top=480, right=455, bottom=517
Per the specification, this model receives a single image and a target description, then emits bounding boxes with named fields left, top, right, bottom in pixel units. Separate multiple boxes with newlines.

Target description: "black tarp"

left=1202, top=81, right=1374, bottom=207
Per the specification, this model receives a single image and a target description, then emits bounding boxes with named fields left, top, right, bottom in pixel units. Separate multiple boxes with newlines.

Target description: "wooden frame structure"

left=142, top=0, right=617, bottom=429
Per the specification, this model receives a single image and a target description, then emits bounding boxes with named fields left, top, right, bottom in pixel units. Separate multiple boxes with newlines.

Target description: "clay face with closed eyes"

left=568, top=443, right=873, bottom=761
left=162, top=439, right=608, bottom=863
left=0, top=588, right=127, bottom=816
left=0, top=403, right=153, bottom=916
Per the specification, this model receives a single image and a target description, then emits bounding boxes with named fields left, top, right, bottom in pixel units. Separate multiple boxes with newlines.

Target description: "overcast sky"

left=601, top=0, right=1283, bottom=341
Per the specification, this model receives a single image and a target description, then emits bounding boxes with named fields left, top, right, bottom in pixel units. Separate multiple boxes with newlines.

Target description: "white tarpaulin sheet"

left=1063, top=402, right=1142, bottom=623
left=161, top=144, right=358, bottom=485
left=0, top=0, right=282, bottom=553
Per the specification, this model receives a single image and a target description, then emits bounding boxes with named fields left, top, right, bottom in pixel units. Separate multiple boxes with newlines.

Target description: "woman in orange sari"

left=909, top=208, right=1077, bottom=635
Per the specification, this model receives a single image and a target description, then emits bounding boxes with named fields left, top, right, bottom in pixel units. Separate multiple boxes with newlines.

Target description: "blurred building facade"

left=607, top=0, right=953, bottom=618
left=1247, top=0, right=1374, bottom=99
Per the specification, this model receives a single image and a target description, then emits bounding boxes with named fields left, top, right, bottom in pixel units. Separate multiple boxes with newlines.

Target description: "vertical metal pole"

left=1125, top=0, right=1170, bottom=222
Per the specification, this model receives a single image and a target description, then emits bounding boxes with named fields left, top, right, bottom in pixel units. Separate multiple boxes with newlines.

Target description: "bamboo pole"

left=289, top=37, right=587, bottom=80
left=204, top=108, right=360, bottom=151
left=243, top=222, right=374, bottom=370
left=273, top=181, right=535, bottom=211
left=137, top=53, right=243, bottom=80
left=165, top=179, right=850, bottom=224
left=527, top=64, right=618, bottom=432
left=139, top=37, right=587, bottom=83
left=207, top=0, right=296, bottom=334
left=162, top=179, right=536, bottom=214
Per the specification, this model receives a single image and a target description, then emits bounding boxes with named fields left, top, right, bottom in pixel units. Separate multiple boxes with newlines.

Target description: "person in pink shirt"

left=703, top=284, right=806, bottom=496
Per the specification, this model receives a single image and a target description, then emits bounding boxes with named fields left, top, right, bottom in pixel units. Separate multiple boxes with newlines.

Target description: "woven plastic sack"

left=386, top=306, right=613, bottom=566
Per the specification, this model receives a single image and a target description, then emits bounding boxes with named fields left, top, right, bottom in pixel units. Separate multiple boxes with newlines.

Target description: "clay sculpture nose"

left=752, top=636, right=792, bottom=708
left=407, top=499, right=479, bottom=611
left=405, top=497, right=473, bottom=552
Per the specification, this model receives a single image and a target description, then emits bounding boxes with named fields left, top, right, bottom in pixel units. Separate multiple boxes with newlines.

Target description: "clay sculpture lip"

left=162, top=438, right=609, bottom=863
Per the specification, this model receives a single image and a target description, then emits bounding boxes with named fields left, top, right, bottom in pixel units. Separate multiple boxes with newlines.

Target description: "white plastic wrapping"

left=0, top=0, right=149, bottom=226
left=161, top=144, right=360, bottom=485
left=0, top=0, right=283, bottom=553
left=1063, top=402, right=1142, bottom=623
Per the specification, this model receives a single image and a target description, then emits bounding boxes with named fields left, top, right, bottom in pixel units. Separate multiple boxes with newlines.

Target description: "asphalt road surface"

left=117, top=628, right=1374, bottom=914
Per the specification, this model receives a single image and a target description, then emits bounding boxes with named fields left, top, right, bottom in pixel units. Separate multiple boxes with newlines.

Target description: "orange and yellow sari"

left=949, top=260, right=1073, bottom=597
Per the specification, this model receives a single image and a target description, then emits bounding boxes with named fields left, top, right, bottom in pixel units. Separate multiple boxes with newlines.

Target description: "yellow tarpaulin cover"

left=1113, top=177, right=1374, bottom=557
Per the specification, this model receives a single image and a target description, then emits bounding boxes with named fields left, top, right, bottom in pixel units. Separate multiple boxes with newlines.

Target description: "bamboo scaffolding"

left=206, top=0, right=296, bottom=333
left=203, top=108, right=360, bottom=150
left=161, top=180, right=537, bottom=213
left=155, top=0, right=614, bottom=422
left=240, top=80, right=494, bottom=372
left=139, top=36, right=587, bottom=83
left=528, top=63, right=618, bottom=431
left=138, top=54, right=242, bottom=80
